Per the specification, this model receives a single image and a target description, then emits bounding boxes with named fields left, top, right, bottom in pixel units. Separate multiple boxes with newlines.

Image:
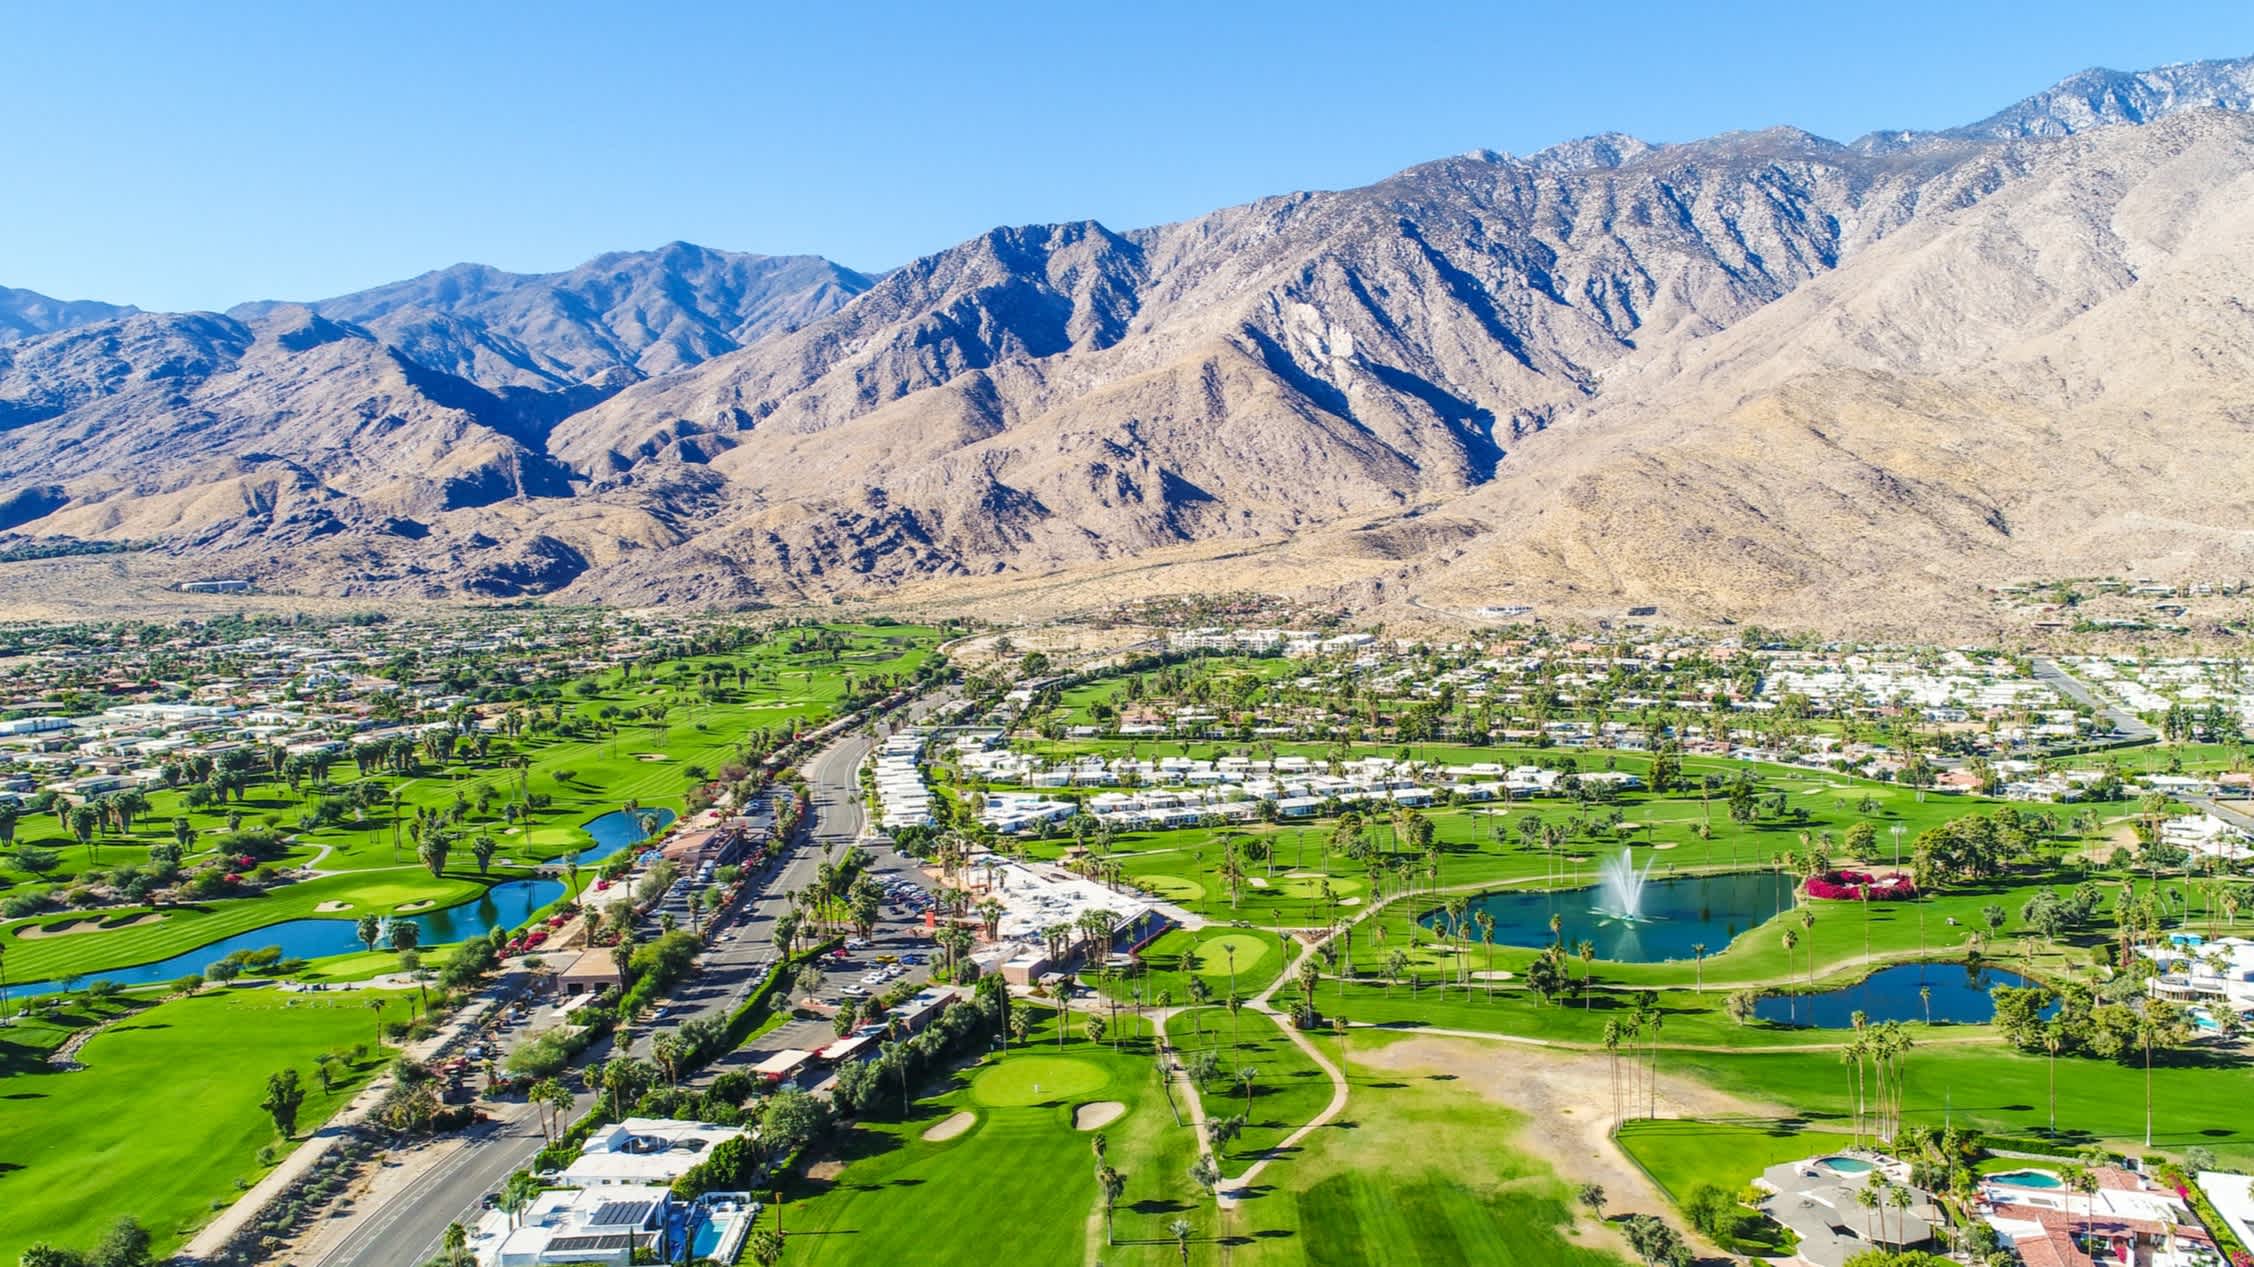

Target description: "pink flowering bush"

left=1803, top=870, right=1918, bottom=901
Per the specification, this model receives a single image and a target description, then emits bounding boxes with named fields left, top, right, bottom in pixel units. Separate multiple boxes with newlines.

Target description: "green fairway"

left=971, top=1054, right=1111, bottom=1106
left=0, top=986, right=406, bottom=1262
left=1174, top=1007, right=1335, bottom=1174
left=757, top=1010, right=1629, bottom=1265
left=1662, top=1042, right=2254, bottom=1165
left=751, top=1008, right=1205, bottom=1265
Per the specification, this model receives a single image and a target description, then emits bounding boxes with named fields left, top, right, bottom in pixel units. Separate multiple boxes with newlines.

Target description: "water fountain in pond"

left=1595, top=852, right=1657, bottom=922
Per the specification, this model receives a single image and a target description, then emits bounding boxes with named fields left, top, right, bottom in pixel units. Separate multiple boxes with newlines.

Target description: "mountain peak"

left=1952, top=54, right=2254, bottom=139
left=0, top=286, right=139, bottom=344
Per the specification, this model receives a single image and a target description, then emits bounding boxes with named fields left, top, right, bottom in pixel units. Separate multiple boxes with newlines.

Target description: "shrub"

left=1804, top=870, right=1918, bottom=901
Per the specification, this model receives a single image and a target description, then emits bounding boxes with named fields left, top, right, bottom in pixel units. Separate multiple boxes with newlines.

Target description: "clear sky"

left=5, top=0, right=2251, bottom=312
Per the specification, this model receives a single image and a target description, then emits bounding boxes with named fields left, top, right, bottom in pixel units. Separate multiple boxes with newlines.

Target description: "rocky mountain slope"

left=2, top=56, right=2251, bottom=628
left=226, top=242, right=875, bottom=390
left=0, top=286, right=137, bottom=344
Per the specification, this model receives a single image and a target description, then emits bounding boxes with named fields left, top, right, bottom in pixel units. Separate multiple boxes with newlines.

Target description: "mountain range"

left=4, top=55, right=2253, bottom=629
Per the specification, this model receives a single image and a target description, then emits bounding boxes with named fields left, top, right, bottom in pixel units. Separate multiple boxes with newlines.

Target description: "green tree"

left=87, top=1217, right=153, bottom=1267
left=262, top=1067, right=307, bottom=1138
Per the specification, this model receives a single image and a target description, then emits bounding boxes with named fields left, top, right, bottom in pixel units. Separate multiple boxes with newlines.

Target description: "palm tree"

left=442, top=1222, right=468, bottom=1267
left=1096, top=1164, right=1127, bottom=1245
left=2042, top=1020, right=2065, bottom=1136
left=1690, top=942, right=1708, bottom=993
left=1169, top=1217, right=1194, bottom=1265
left=366, top=996, right=387, bottom=1046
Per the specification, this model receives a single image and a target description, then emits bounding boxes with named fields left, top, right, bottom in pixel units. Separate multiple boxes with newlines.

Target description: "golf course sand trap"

left=1247, top=876, right=1269, bottom=887
left=314, top=901, right=353, bottom=913
left=922, top=1110, right=977, bottom=1141
left=396, top=900, right=435, bottom=912
left=1652, top=842, right=1678, bottom=851
left=1471, top=970, right=1515, bottom=980
left=17, top=913, right=165, bottom=939
left=1074, top=1101, right=1126, bottom=1131
left=635, top=753, right=670, bottom=761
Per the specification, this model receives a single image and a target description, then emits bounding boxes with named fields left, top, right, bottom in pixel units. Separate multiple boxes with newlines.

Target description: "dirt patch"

left=1352, top=1035, right=1775, bottom=1229
left=921, top=1111, right=978, bottom=1142
left=17, top=913, right=165, bottom=939
left=1074, top=1101, right=1126, bottom=1131
left=314, top=901, right=353, bottom=913
left=806, top=1159, right=846, bottom=1181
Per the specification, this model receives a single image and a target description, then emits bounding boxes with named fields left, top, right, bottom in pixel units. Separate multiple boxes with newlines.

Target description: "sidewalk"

left=177, top=980, right=519, bottom=1261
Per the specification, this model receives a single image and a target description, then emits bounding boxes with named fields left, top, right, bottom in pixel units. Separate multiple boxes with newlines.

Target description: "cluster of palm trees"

left=1600, top=993, right=1666, bottom=1120
left=1850, top=1173, right=1919, bottom=1247
left=54, top=789, right=153, bottom=861
left=1840, top=1011, right=1917, bottom=1144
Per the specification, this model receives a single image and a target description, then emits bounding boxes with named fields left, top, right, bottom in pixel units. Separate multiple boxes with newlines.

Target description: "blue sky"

left=4, top=1, right=2250, bottom=312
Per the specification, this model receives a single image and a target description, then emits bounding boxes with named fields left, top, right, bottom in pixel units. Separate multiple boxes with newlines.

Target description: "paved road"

left=2030, top=657, right=2156, bottom=742
left=310, top=692, right=949, bottom=1267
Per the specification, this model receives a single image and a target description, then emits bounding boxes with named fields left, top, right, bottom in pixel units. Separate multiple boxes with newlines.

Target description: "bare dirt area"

left=921, top=1111, right=977, bottom=1142
left=1351, top=1035, right=1777, bottom=1224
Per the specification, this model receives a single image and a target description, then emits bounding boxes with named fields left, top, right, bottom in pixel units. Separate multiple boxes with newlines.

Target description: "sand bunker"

left=1247, top=877, right=1269, bottom=888
left=16, top=913, right=166, bottom=939
left=635, top=753, right=671, bottom=762
left=1338, top=896, right=1362, bottom=906
left=1471, top=969, right=1516, bottom=980
left=314, top=900, right=353, bottom=913
left=1074, top=1101, right=1126, bottom=1131
left=396, top=899, right=436, bottom=912
left=922, top=1110, right=977, bottom=1141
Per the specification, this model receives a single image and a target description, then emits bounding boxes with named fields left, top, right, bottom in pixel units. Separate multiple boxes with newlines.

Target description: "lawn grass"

left=0, top=985, right=407, bottom=1262
left=1661, top=1042, right=2254, bottom=1167
left=755, top=1009, right=1632, bottom=1265
left=1173, top=1008, right=1333, bottom=1175
left=1613, top=1117, right=1839, bottom=1256
left=750, top=1006, right=1206, bottom=1265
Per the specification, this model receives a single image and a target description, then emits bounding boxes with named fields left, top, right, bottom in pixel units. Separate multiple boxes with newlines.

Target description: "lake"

left=1427, top=871, right=1800, bottom=963
left=1755, top=962, right=2045, bottom=1027
left=8, top=877, right=565, bottom=999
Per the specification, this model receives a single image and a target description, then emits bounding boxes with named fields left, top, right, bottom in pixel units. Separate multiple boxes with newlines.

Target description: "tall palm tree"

left=1097, top=1164, right=1127, bottom=1245
left=1169, top=1218, right=1193, bottom=1265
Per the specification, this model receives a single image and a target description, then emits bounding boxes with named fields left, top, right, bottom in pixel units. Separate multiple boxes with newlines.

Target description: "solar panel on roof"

left=546, top=1233, right=636, bottom=1252
left=588, top=1199, right=655, bottom=1227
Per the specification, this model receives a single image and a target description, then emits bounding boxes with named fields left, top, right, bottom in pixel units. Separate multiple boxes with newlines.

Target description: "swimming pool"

left=1989, top=1169, right=2064, bottom=1189
left=1819, top=1156, right=1876, bottom=1174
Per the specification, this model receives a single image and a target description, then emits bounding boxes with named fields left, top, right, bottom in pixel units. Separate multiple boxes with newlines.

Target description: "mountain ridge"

left=3, top=56, right=2253, bottom=631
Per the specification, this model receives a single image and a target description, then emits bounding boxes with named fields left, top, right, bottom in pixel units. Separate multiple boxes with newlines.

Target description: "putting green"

left=1189, top=932, right=1271, bottom=978
left=1137, top=873, right=1206, bottom=902
left=970, top=1055, right=1110, bottom=1106
left=1269, top=873, right=1364, bottom=899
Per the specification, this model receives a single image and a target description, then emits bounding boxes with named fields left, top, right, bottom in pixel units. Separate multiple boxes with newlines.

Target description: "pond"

left=8, top=877, right=565, bottom=999
left=1755, top=962, right=2046, bottom=1028
left=575, top=807, right=678, bottom=863
left=1427, top=871, right=1799, bottom=963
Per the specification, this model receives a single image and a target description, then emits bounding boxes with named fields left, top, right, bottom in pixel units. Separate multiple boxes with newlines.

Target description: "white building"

left=558, top=1117, right=750, bottom=1188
